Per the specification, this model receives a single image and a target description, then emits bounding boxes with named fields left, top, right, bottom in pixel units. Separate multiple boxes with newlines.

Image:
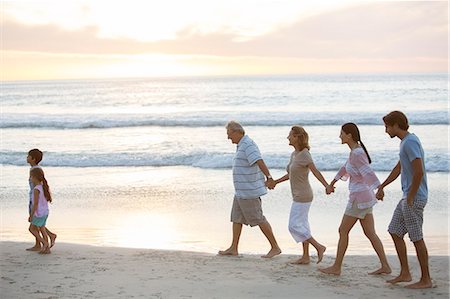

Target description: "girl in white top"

left=319, top=123, right=391, bottom=276
left=269, top=126, right=328, bottom=264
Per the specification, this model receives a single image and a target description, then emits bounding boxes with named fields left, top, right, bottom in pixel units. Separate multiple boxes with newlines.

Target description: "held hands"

left=376, top=188, right=384, bottom=201
left=325, top=184, right=335, bottom=195
left=265, top=178, right=276, bottom=190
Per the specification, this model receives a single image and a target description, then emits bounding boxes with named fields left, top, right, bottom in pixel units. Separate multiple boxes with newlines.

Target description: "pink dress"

left=31, top=184, right=49, bottom=217
left=335, top=147, right=380, bottom=209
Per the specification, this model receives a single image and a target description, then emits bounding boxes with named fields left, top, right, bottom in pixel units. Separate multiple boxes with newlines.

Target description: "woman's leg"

left=360, top=214, right=391, bottom=274
left=319, top=215, right=358, bottom=275
left=307, top=236, right=327, bottom=264
left=290, top=241, right=310, bottom=264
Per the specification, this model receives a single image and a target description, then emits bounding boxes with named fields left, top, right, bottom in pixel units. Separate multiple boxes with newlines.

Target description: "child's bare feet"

left=39, top=246, right=51, bottom=254
left=50, top=234, right=57, bottom=248
left=261, top=247, right=281, bottom=258
left=319, top=265, right=341, bottom=275
left=26, top=246, right=41, bottom=251
left=290, top=257, right=310, bottom=265
left=218, top=248, right=238, bottom=256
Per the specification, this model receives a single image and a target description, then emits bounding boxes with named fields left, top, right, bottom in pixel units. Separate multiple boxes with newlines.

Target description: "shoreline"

left=1, top=241, right=448, bottom=298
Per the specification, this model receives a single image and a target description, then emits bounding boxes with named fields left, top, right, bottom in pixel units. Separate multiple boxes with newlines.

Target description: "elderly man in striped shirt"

left=219, top=121, right=281, bottom=258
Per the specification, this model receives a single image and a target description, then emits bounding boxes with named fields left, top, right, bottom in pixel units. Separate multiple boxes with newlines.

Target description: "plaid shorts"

left=388, top=198, right=427, bottom=242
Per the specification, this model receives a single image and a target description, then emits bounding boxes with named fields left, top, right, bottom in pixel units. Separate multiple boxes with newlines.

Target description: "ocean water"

left=1, top=74, right=449, bottom=255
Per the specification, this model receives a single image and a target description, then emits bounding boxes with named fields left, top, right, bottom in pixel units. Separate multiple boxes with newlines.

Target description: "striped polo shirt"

left=232, top=135, right=267, bottom=199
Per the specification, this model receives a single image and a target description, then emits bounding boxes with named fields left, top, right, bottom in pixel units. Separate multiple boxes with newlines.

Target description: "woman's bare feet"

left=319, top=265, right=341, bottom=275
left=290, top=257, right=310, bottom=265
left=261, top=247, right=281, bottom=258
left=386, top=274, right=412, bottom=284
left=218, top=248, right=238, bottom=256
left=369, top=265, right=392, bottom=275
left=316, top=245, right=326, bottom=264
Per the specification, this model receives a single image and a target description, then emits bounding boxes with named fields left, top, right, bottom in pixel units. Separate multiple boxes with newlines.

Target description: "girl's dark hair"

left=341, top=122, right=372, bottom=164
left=30, top=168, right=52, bottom=203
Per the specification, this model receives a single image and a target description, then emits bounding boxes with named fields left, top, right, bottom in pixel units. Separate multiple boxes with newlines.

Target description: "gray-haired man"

left=219, top=121, right=281, bottom=258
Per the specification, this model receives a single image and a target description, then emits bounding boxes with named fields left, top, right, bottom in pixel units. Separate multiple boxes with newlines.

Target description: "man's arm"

left=376, top=161, right=401, bottom=200
left=256, top=159, right=274, bottom=184
left=406, top=158, right=424, bottom=206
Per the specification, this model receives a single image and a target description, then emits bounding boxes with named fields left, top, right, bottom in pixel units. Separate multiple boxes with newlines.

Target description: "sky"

left=1, top=0, right=448, bottom=80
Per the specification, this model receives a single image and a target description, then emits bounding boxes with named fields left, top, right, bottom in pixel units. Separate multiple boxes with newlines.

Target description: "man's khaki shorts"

left=231, top=197, right=267, bottom=227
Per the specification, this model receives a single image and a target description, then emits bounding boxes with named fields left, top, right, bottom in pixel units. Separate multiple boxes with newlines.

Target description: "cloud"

left=3, top=1, right=447, bottom=80
left=2, top=2, right=447, bottom=60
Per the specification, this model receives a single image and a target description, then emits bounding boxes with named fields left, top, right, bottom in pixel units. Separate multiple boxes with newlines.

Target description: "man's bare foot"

left=218, top=248, right=238, bottom=256
left=26, top=246, right=41, bottom=251
left=318, top=265, right=341, bottom=276
left=50, top=234, right=57, bottom=248
left=386, top=274, right=412, bottom=284
left=261, top=247, right=281, bottom=258
left=369, top=265, right=392, bottom=275
left=290, top=257, right=310, bottom=265
left=405, top=280, right=433, bottom=289
left=317, top=245, right=326, bottom=264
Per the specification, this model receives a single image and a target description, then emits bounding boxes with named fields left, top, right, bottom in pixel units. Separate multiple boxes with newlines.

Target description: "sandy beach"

left=1, top=241, right=448, bottom=298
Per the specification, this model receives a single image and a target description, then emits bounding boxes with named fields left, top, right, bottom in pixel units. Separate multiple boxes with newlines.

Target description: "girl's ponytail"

left=42, top=177, right=52, bottom=203
left=30, top=167, right=52, bottom=202
left=359, top=141, right=372, bottom=164
left=341, top=122, right=372, bottom=164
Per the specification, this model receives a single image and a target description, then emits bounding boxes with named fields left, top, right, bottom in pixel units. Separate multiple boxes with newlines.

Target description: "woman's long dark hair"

left=30, top=168, right=52, bottom=203
left=341, top=122, right=372, bottom=164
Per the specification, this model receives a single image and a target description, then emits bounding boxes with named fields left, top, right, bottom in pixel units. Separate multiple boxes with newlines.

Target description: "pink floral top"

left=334, top=147, right=380, bottom=209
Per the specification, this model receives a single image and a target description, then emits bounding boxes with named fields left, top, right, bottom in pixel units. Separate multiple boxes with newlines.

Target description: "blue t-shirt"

left=399, top=133, right=428, bottom=200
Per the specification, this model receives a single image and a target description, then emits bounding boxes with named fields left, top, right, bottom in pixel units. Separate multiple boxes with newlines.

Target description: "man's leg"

left=387, top=233, right=412, bottom=283
left=405, top=239, right=432, bottom=289
left=218, top=223, right=242, bottom=256
left=258, top=220, right=281, bottom=258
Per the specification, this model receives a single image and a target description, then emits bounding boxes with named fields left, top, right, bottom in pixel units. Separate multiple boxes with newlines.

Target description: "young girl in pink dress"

left=28, top=167, right=53, bottom=254
left=319, top=123, right=391, bottom=275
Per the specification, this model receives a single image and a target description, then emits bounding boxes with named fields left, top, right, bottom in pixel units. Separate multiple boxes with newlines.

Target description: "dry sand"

left=1, top=241, right=448, bottom=298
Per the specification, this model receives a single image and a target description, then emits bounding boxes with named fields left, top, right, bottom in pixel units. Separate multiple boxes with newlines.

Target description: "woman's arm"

left=308, top=163, right=329, bottom=188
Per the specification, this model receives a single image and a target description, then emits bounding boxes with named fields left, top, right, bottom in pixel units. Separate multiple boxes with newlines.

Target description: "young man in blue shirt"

left=376, top=111, right=432, bottom=289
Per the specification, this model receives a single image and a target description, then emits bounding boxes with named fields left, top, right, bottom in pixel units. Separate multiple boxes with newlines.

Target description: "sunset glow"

left=1, top=0, right=448, bottom=80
